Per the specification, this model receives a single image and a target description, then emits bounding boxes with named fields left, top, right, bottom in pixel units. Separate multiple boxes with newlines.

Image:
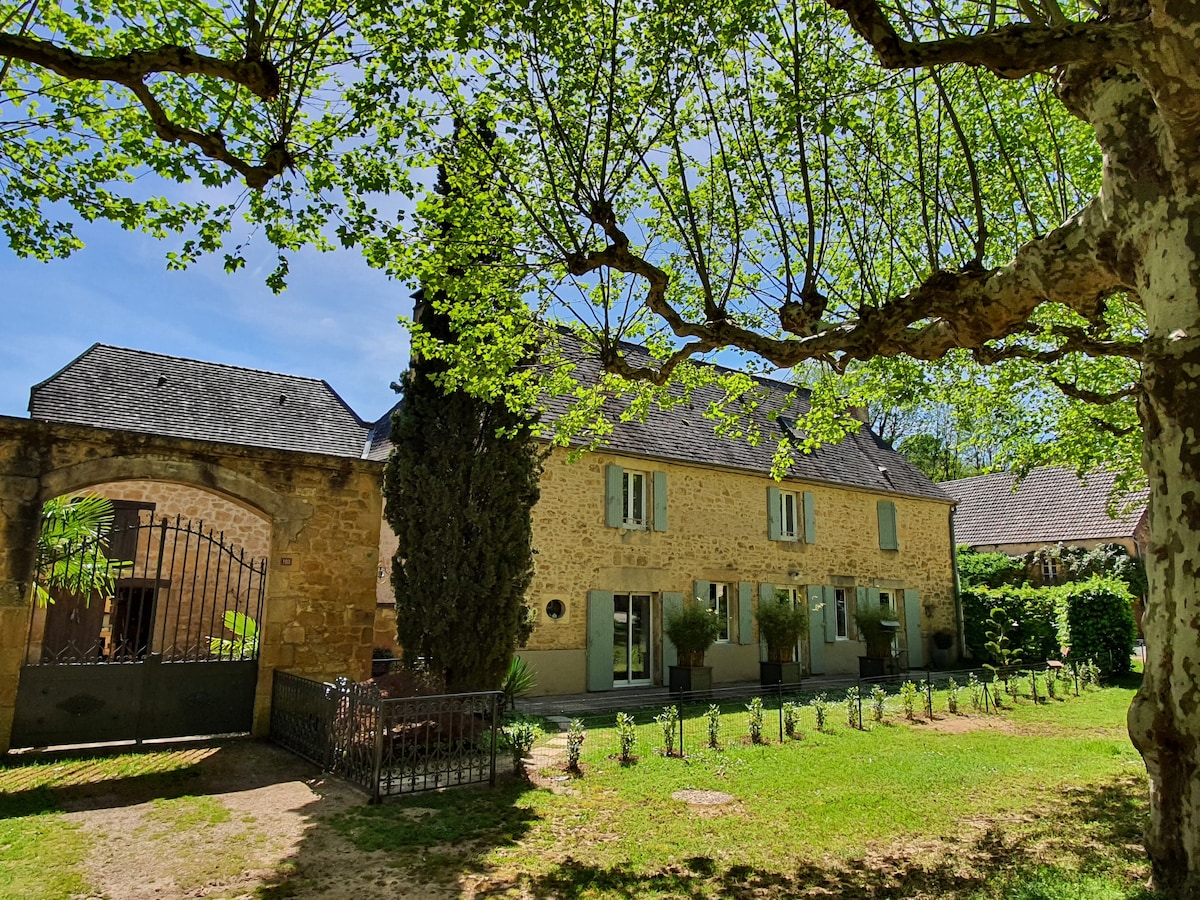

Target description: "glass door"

left=613, top=593, right=652, bottom=685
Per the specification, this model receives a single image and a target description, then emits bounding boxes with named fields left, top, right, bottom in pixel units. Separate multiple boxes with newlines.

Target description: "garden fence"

left=269, top=670, right=501, bottom=801
left=557, top=662, right=1092, bottom=760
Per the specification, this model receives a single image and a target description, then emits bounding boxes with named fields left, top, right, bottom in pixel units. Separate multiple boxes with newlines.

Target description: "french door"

left=613, top=593, right=652, bottom=685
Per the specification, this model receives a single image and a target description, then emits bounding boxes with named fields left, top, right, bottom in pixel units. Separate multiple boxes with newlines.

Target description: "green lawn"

left=331, top=677, right=1158, bottom=898
left=0, top=676, right=1159, bottom=899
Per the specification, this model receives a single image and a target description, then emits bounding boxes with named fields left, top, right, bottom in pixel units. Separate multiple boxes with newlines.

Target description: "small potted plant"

left=756, top=595, right=808, bottom=686
left=855, top=602, right=900, bottom=677
left=931, top=630, right=955, bottom=668
left=665, top=601, right=722, bottom=693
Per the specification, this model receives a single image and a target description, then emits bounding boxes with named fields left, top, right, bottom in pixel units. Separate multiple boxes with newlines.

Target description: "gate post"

left=0, top=450, right=42, bottom=755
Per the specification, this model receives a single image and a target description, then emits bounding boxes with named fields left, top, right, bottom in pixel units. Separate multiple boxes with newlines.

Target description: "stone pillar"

left=0, top=448, right=42, bottom=754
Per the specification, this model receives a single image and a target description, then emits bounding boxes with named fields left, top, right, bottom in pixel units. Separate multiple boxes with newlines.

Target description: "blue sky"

left=0, top=222, right=411, bottom=425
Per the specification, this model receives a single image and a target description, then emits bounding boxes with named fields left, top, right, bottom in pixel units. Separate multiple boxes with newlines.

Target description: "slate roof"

left=29, top=344, right=372, bottom=458
left=367, top=332, right=950, bottom=502
left=940, top=467, right=1148, bottom=547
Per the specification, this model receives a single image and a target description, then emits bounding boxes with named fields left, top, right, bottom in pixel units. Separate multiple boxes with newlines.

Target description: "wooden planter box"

left=759, top=661, right=803, bottom=687
left=668, top=665, right=713, bottom=695
left=859, top=655, right=901, bottom=678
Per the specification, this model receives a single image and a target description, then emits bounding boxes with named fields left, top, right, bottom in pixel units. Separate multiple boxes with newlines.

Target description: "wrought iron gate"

left=12, top=515, right=267, bottom=748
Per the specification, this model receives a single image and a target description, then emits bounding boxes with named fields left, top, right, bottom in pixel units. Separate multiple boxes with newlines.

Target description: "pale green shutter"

left=693, top=580, right=710, bottom=604
left=605, top=466, right=623, bottom=527
left=856, top=586, right=869, bottom=640
left=767, top=486, right=781, bottom=540
left=807, top=585, right=826, bottom=674
left=662, top=592, right=683, bottom=670
left=738, top=582, right=754, bottom=645
left=758, top=583, right=776, bottom=661
left=586, top=590, right=615, bottom=691
left=878, top=500, right=899, bottom=550
left=904, top=588, right=924, bottom=668
left=822, top=585, right=838, bottom=643
left=802, top=491, right=816, bottom=544
left=653, top=471, right=668, bottom=532
left=868, top=586, right=882, bottom=609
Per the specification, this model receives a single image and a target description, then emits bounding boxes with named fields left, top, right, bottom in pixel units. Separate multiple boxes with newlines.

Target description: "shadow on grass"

left=0, top=738, right=316, bottom=817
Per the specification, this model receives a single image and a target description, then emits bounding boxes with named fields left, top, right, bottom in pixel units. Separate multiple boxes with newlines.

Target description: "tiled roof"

left=940, top=467, right=1147, bottom=546
left=29, top=344, right=372, bottom=458
left=368, top=333, right=950, bottom=502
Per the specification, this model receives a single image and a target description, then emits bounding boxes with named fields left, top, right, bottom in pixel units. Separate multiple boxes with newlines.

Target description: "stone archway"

left=0, top=416, right=384, bottom=752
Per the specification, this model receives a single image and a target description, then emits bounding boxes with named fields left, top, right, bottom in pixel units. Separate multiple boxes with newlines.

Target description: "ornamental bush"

left=961, top=584, right=1060, bottom=662
left=1060, top=576, right=1137, bottom=674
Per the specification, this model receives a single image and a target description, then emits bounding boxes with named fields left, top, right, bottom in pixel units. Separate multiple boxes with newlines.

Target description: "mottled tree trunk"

left=1129, top=284, right=1200, bottom=896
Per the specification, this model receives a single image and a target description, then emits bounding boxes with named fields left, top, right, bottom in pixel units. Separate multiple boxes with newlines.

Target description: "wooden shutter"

left=807, top=585, right=826, bottom=674
left=653, top=471, right=668, bottom=532
left=822, top=585, right=838, bottom=643
left=693, top=580, right=711, bottom=604
left=767, top=486, right=781, bottom=540
left=758, top=583, right=775, bottom=660
left=855, top=586, right=869, bottom=640
left=904, top=588, right=924, bottom=668
left=738, top=582, right=754, bottom=644
left=586, top=590, right=615, bottom=691
left=877, top=500, right=899, bottom=550
left=605, top=466, right=624, bottom=527
left=662, top=592, right=683, bottom=670
left=802, top=491, right=816, bottom=544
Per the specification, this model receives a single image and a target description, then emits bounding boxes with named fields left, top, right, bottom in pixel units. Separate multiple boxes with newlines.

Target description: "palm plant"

left=33, top=494, right=127, bottom=606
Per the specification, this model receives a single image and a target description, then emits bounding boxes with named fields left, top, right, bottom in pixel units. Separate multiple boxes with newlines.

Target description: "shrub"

left=782, top=701, right=801, bottom=738
left=900, top=681, right=918, bottom=720
left=1046, top=668, right=1058, bottom=699
left=616, top=713, right=637, bottom=763
left=654, top=706, right=679, bottom=755
left=705, top=704, right=722, bottom=749
left=968, top=672, right=983, bottom=711
left=811, top=693, right=828, bottom=731
left=871, top=685, right=887, bottom=722
left=665, top=602, right=723, bottom=667
left=501, top=656, right=537, bottom=709
left=845, top=687, right=860, bottom=730
left=962, top=585, right=1060, bottom=662
left=505, top=721, right=537, bottom=774
left=566, top=719, right=585, bottom=771
left=947, top=677, right=959, bottom=714
left=1060, top=576, right=1137, bottom=674
left=747, top=697, right=765, bottom=744
left=957, top=547, right=1028, bottom=588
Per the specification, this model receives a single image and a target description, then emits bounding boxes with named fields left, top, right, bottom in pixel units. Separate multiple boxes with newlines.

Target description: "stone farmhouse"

left=0, top=336, right=957, bottom=750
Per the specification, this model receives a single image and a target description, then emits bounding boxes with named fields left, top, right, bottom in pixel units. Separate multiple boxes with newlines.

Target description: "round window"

left=545, top=599, right=566, bottom=620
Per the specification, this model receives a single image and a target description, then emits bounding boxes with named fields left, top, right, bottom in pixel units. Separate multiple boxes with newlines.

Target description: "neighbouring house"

left=17, top=337, right=958, bottom=705
left=941, top=467, right=1149, bottom=585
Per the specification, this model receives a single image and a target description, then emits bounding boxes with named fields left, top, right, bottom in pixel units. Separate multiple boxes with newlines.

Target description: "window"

left=834, top=588, right=848, bottom=639
left=1041, top=557, right=1059, bottom=582
left=879, top=590, right=893, bottom=610
left=708, top=582, right=731, bottom=642
left=778, top=490, right=799, bottom=541
left=622, top=469, right=646, bottom=528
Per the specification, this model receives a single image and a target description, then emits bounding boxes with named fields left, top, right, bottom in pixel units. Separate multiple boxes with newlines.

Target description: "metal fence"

left=560, top=662, right=1091, bottom=760
left=269, top=670, right=502, bottom=801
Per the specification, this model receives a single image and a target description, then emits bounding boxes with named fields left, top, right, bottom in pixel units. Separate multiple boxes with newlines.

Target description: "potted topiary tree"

left=756, top=595, right=808, bottom=686
left=856, top=602, right=901, bottom=677
left=665, top=601, right=722, bottom=693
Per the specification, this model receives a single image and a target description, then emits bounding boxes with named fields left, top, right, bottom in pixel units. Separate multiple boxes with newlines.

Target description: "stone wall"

left=376, top=445, right=957, bottom=696
left=0, top=417, right=383, bottom=751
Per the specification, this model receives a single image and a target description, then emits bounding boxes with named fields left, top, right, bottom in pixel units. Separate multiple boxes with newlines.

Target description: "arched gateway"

left=0, top=346, right=384, bottom=753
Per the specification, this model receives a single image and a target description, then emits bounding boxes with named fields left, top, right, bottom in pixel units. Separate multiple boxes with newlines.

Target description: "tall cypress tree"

left=382, top=127, right=540, bottom=694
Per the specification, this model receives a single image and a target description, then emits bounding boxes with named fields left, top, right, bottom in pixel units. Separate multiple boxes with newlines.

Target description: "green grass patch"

left=323, top=679, right=1158, bottom=899
left=0, top=812, right=89, bottom=900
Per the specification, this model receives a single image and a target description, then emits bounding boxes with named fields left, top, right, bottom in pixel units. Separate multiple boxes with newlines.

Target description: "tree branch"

left=1, top=33, right=290, bottom=187
left=1050, top=378, right=1140, bottom=403
left=0, top=33, right=280, bottom=99
left=824, top=0, right=1143, bottom=78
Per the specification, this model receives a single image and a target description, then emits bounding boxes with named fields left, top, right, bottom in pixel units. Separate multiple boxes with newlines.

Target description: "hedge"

left=961, top=584, right=1061, bottom=663
left=1060, top=576, right=1138, bottom=674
